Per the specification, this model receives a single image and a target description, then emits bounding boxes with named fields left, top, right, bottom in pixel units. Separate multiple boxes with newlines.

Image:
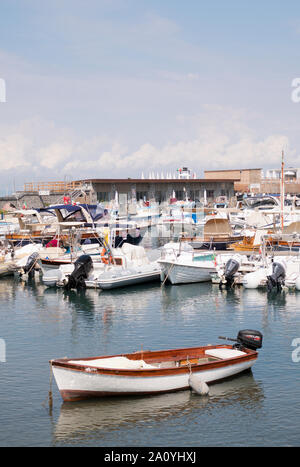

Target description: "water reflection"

left=62, top=289, right=97, bottom=313
left=161, top=282, right=246, bottom=319
left=42, top=282, right=160, bottom=316
left=53, top=371, right=264, bottom=445
left=2, top=270, right=300, bottom=446
left=0, top=277, right=19, bottom=302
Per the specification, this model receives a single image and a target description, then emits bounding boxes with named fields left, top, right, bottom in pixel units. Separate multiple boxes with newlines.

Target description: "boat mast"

left=280, top=150, right=284, bottom=231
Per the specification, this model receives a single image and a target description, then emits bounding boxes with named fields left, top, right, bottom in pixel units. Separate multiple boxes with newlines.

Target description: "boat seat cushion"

left=69, top=356, right=156, bottom=369
left=205, top=348, right=246, bottom=359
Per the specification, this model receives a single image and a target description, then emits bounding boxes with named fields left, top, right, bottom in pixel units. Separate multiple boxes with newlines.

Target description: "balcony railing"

left=24, top=181, right=85, bottom=193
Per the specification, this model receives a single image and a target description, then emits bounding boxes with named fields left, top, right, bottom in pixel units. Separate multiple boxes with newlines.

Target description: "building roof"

left=204, top=168, right=262, bottom=173
left=77, top=178, right=239, bottom=183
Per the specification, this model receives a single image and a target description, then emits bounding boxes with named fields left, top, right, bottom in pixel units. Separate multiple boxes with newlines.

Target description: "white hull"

left=52, top=358, right=255, bottom=398
left=0, top=261, right=16, bottom=277
left=159, top=261, right=215, bottom=284
left=90, top=270, right=161, bottom=289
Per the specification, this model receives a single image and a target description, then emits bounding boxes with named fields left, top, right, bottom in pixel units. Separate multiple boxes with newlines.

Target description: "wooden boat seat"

left=68, top=356, right=156, bottom=370
left=205, top=348, right=246, bottom=359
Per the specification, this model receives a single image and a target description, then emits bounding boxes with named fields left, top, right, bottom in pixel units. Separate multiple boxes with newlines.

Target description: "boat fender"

left=188, top=373, right=209, bottom=396
left=295, top=275, right=300, bottom=291
left=101, top=248, right=113, bottom=264
left=101, top=248, right=109, bottom=264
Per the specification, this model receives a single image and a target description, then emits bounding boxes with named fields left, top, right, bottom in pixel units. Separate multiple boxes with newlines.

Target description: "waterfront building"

left=0, top=176, right=237, bottom=209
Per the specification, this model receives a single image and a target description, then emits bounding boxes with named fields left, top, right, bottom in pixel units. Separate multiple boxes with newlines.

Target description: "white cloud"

left=0, top=132, right=31, bottom=170
left=0, top=106, right=294, bottom=188
left=38, top=142, right=73, bottom=169
left=57, top=107, right=293, bottom=176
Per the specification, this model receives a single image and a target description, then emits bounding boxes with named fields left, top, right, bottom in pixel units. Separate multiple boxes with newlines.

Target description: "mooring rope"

left=42, top=361, right=53, bottom=413
left=161, top=263, right=175, bottom=286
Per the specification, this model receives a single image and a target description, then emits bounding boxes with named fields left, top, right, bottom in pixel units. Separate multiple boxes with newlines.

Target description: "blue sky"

left=1, top=0, right=300, bottom=192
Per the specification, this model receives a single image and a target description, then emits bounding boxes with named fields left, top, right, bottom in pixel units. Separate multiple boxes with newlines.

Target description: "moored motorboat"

left=94, top=263, right=161, bottom=289
left=211, top=253, right=264, bottom=287
left=50, top=329, right=263, bottom=401
left=0, top=243, right=42, bottom=278
left=158, top=241, right=217, bottom=284
left=41, top=243, right=161, bottom=289
left=242, top=255, right=300, bottom=291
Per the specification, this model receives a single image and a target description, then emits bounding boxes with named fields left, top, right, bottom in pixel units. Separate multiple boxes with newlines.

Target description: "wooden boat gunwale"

left=51, top=344, right=258, bottom=378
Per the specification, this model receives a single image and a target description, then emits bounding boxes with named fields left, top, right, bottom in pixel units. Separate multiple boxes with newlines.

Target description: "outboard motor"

left=235, top=329, right=263, bottom=351
left=219, top=329, right=263, bottom=351
left=66, top=255, right=93, bottom=289
left=223, top=258, right=240, bottom=287
left=22, top=252, right=40, bottom=278
left=266, top=261, right=286, bottom=293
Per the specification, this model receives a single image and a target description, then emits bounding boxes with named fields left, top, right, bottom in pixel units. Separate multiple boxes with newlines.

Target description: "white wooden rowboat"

left=50, top=330, right=263, bottom=402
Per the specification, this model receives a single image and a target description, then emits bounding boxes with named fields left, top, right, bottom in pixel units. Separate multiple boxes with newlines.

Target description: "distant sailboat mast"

left=280, top=150, right=285, bottom=230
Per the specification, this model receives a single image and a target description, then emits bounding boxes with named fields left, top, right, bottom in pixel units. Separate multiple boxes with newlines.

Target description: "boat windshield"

left=243, top=197, right=278, bottom=209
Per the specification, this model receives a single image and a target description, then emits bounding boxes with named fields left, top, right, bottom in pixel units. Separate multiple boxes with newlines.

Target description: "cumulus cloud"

left=38, top=142, right=73, bottom=169
left=84, top=133, right=289, bottom=174
left=0, top=106, right=295, bottom=188
left=58, top=107, right=293, bottom=177
left=0, top=132, right=31, bottom=170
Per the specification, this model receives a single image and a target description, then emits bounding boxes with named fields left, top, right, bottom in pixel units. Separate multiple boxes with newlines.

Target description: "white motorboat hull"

left=0, top=261, right=16, bottom=277
left=88, top=270, right=161, bottom=289
left=159, top=261, right=215, bottom=284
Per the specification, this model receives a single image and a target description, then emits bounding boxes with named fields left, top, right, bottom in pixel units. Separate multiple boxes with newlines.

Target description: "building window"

left=189, top=190, right=200, bottom=201
left=175, top=190, right=183, bottom=200
left=207, top=190, right=214, bottom=198
left=155, top=191, right=163, bottom=202
left=137, top=191, right=148, bottom=201
left=97, top=191, right=109, bottom=202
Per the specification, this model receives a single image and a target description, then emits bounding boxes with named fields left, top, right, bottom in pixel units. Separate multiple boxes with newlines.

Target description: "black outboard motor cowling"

left=66, top=255, right=93, bottom=289
left=267, top=261, right=285, bottom=292
left=236, top=329, right=263, bottom=351
left=23, top=252, right=39, bottom=275
left=224, top=258, right=240, bottom=286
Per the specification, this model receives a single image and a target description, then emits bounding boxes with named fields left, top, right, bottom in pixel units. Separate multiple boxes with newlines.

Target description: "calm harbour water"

left=1, top=239, right=300, bottom=446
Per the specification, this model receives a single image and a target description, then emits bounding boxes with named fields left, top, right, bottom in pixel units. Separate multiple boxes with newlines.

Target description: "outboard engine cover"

left=23, top=252, right=39, bottom=276
left=236, top=329, right=263, bottom=351
left=66, top=255, right=93, bottom=289
left=224, top=258, right=240, bottom=286
left=267, top=261, right=286, bottom=292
